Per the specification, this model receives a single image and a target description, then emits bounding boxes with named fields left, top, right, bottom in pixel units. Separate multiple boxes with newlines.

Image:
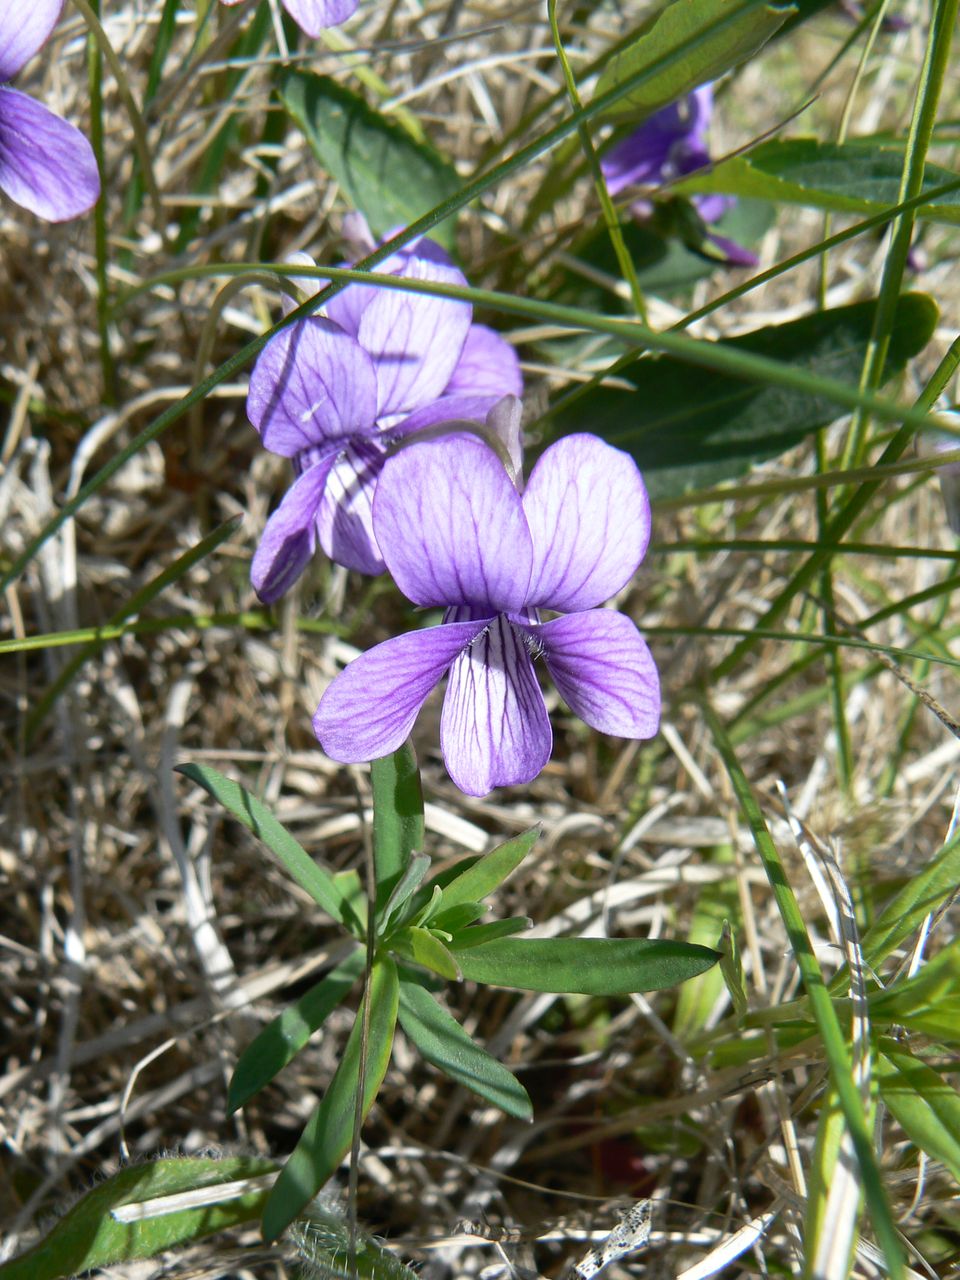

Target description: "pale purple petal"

left=282, top=0, right=358, bottom=32
left=0, top=88, right=99, bottom=221
left=522, top=434, right=651, bottom=612
left=446, top=324, right=522, bottom=399
left=693, top=191, right=735, bottom=225
left=358, top=255, right=472, bottom=418
left=251, top=455, right=337, bottom=602
left=440, top=615, right=551, bottom=797
left=316, top=439, right=386, bottom=575
left=536, top=610, right=660, bottom=739
left=389, top=393, right=502, bottom=439
left=703, top=229, right=759, bottom=267
left=326, top=238, right=456, bottom=339
left=373, top=433, right=533, bottom=612
left=314, top=617, right=490, bottom=763
left=0, top=0, right=62, bottom=79
left=246, top=318, right=378, bottom=457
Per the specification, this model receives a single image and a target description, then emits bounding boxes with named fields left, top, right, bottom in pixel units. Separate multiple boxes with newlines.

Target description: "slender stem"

left=85, top=0, right=115, bottom=403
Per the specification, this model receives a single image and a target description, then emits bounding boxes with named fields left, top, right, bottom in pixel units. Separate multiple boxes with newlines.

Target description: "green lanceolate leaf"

left=228, top=950, right=366, bottom=1113
left=378, top=853, right=432, bottom=935
left=452, top=937, right=718, bottom=994
left=878, top=1042, right=960, bottom=1182
left=857, top=829, right=960, bottom=973
left=677, top=139, right=960, bottom=225
left=262, top=957, right=400, bottom=1241
left=371, top=743, right=425, bottom=909
left=552, top=293, right=937, bottom=498
left=448, top=917, right=533, bottom=949
left=398, top=978, right=533, bottom=1119
left=594, top=0, right=793, bottom=123
left=391, top=926, right=461, bottom=981
left=279, top=72, right=460, bottom=249
left=175, top=763, right=358, bottom=929
left=437, top=828, right=539, bottom=910
left=0, top=1156, right=278, bottom=1280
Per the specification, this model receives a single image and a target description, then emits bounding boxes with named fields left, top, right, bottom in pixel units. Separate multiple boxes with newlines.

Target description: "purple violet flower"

left=601, top=83, right=757, bottom=268
left=313, top=432, right=661, bottom=797
left=247, top=236, right=522, bottom=600
left=219, top=0, right=358, bottom=36
left=0, top=0, right=100, bottom=221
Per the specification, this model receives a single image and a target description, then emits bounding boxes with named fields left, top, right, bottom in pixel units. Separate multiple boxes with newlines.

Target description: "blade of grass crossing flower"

left=174, top=763, right=357, bottom=928
left=702, top=701, right=903, bottom=1280
left=397, top=977, right=532, bottom=1120
left=261, top=957, right=399, bottom=1241
left=371, top=744, right=425, bottom=911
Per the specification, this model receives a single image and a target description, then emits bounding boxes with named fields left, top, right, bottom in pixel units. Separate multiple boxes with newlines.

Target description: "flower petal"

left=537, top=610, right=660, bottom=738
left=247, top=318, right=378, bottom=457
left=440, top=615, right=551, bottom=796
left=373, top=433, right=533, bottom=612
left=389, top=393, right=502, bottom=439
left=282, top=0, right=358, bottom=32
left=358, top=254, right=472, bottom=418
left=0, top=0, right=61, bottom=79
left=325, top=237, right=456, bottom=339
left=316, top=439, right=386, bottom=575
left=251, top=455, right=337, bottom=602
left=446, top=324, right=522, bottom=399
left=522, top=434, right=651, bottom=611
left=0, top=88, right=99, bottom=221
left=314, top=617, right=490, bottom=763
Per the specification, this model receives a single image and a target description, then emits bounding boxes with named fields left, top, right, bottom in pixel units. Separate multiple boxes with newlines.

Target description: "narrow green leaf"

left=448, top=917, right=533, bottom=949
left=438, top=828, right=539, bottom=911
left=429, top=902, right=486, bottom=934
left=878, top=1043, right=960, bottom=1181
left=262, top=957, right=399, bottom=1241
left=552, top=294, right=938, bottom=499
left=175, top=763, right=356, bottom=928
left=279, top=72, right=460, bottom=249
left=228, top=950, right=365, bottom=1113
left=0, top=1157, right=278, bottom=1280
left=858, top=829, right=960, bottom=972
left=452, top=937, right=718, bottom=994
left=371, top=743, right=425, bottom=908
left=397, top=978, right=533, bottom=1120
left=392, top=926, right=461, bottom=981
left=594, top=0, right=792, bottom=123
left=378, top=853, right=432, bottom=935
left=719, top=921, right=749, bottom=1019
left=678, top=139, right=960, bottom=225
left=290, top=1202, right=419, bottom=1279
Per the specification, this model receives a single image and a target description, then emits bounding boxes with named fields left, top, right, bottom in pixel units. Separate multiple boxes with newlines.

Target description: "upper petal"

left=445, top=324, right=522, bottom=399
left=0, top=88, right=99, bottom=221
left=316, top=439, right=386, bottom=575
left=247, top=318, right=378, bottom=457
left=282, top=0, right=358, bottom=32
left=0, top=0, right=61, bottom=79
left=313, top=617, right=489, bottom=764
left=537, top=610, right=660, bottom=739
left=373, top=433, right=533, bottom=613
left=522, top=434, right=651, bottom=612
left=358, top=254, right=472, bottom=418
left=441, top=615, right=551, bottom=797
left=389, top=393, right=503, bottom=439
left=251, top=455, right=337, bottom=603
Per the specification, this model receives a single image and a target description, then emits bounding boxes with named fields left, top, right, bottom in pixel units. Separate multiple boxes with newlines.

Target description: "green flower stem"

left=85, top=0, right=114, bottom=404
left=702, top=700, right=904, bottom=1280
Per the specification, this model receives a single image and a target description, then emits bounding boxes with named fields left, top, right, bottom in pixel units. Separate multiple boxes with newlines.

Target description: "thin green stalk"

left=816, top=430, right=853, bottom=797
left=85, top=0, right=114, bottom=404
left=703, top=701, right=904, bottom=1280
left=548, top=0, right=647, bottom=321
left=839, top=0, right=959, bottom=473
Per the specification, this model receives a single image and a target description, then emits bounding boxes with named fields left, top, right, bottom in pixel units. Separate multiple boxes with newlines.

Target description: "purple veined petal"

left=440, top=614, right=551, bottom=797
left=246, top=317, right=378, bottom=457
left=251, top=453, right=338, bottom=603
left=389, top=393, right=502, bottom=439
left=359, top=254, right=472, bottom=419
left=325, top=236, right=454, bottom=337
left=373, top=433, right=533, bottom=613
left=536, top=609, right=660, bottom=739
left=445, top=324, right=522, bottom=399
left=316, top=438, right=386, bottom=575
left=522, top=434, right=651, bottom=612
left=282, top=0, right=358, bottom=32
left=314, top=615, right=491, bottom=763
left=0, top=88, right=99, bottom=221
left=0, top=0, right=62, bottom=80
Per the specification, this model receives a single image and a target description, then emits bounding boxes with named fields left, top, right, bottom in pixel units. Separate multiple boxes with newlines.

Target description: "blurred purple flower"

left=0, top=0, right=100, bottom=221
left=601, top=83, right=757, bottom=267
left=248, top=236, right=522, bottom=599
left=219, top=0, right=358, bottom=36
left=313, top=432, right=660, bottom=796
left=920, top=411, right=960, bottom=535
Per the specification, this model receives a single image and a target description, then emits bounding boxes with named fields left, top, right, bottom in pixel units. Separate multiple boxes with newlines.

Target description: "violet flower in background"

left=0, top=0, right=100, bottom=221
left=601, top=83, right=757, bottom=268
left=919, top=409, right=960, bottom=535
left=247, top=234, right=522, bottom=599
left=219, top=0, right=358, bottom=36
left=314, top=432, right=660, bottom=797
